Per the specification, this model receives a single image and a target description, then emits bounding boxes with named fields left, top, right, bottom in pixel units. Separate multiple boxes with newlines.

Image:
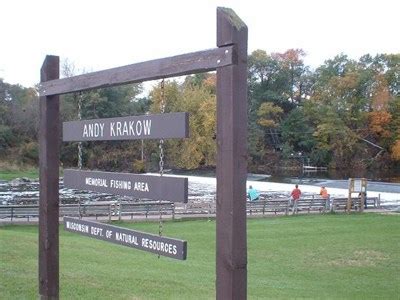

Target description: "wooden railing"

left=0, top=196, right=381, bottom=222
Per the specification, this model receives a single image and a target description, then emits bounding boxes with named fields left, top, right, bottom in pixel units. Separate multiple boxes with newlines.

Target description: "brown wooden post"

left=39, top=55, right=60, bottom=300
left=360, top=192, right=365, bottom=212
left=216, top=7, right=248, bottom=300
left=347, top=178, right=352, bottom=212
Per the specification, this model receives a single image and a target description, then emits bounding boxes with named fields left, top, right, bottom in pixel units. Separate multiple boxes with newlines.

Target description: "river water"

left=0, top=173, right=399, bottom=210
left=269, top=168, right=400, bottom=184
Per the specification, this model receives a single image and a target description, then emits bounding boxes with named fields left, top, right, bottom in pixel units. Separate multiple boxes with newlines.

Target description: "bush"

left=132, top=159, right=146, bottom=173
left=18, top=142, right=39, bottom=165
left=0, top=125, right=15, bottom=156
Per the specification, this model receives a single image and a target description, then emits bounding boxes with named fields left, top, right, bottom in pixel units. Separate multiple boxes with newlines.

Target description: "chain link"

left=159, top=79, right=165, bottom=175
left=159, top=140, right=164, bottom=176
left=159, top=80, right=165, bottom=176
left=77, top=92, right=83, bottom=169
left=158, top=79, right=166, bottom=258
left=160, top=79, right=166, bottom=113
left=76, top=92, right=84, bottom=213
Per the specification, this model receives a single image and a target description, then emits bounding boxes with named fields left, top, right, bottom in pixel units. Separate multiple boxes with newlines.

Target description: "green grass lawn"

left=0, top=168, right=39, bottom=181
left=0, top=168, right=65, bottom=181
left=1, top=214, right=399, bottom=299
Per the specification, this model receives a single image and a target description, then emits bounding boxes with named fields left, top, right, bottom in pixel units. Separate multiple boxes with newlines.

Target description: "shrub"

left=18, top=142, right=39, bottom=165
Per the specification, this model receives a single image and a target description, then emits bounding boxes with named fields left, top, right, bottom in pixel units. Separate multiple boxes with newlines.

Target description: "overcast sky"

left=1, top=0, right=399, bottom=88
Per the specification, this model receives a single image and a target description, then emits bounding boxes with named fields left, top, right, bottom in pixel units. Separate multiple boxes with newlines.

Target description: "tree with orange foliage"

left=391, top=140, right=400, bottom=160
left=368, top=111, right=392, bottom=138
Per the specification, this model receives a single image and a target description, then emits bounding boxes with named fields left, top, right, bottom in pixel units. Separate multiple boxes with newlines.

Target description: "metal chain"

left=77, top=92, right=84, bottom=217
left=159, top=80, right=165, bottom=177
left=158, top=79, right=166, bottom=258
left=77, top=92, right=83, bottom=170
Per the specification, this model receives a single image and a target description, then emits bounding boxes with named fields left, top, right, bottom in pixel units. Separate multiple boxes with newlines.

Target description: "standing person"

left=247, top=185, right=260, bottom=201
left=320, top=186, right=330, bottom=210
left=291, top=184, right=301, bottom=214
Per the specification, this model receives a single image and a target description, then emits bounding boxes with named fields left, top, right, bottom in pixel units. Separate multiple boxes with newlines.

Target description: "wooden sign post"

left=39, top=55, right=60, bottom=300
left=39, top=7, right=247, bottom=299
left=216, top=7, right=248, bottom=300
left=347, top=178, right=367, bottom=212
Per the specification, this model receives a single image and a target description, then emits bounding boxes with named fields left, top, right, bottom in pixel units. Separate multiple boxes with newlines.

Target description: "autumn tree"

left=2, top=51, right=399, bottom=172
left=148, top=75, right=216, bottom=170
left=257, top=102, right=283, bottom=128
left=301, top=53, right=400, bottom=168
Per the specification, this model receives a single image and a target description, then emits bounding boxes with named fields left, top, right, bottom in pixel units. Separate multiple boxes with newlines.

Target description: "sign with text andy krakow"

left=63, top=112, right=188, bottom=141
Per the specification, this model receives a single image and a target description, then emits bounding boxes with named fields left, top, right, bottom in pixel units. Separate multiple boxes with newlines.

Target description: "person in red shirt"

left=290, top=184, right=301, bottom=214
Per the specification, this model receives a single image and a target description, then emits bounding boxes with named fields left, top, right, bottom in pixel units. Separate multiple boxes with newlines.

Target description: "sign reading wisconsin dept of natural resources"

left=63, top=217, right=187, bottom=260
left=63, top=112, right=189, bottom=141
left=64, top=169, right=188, bottom=203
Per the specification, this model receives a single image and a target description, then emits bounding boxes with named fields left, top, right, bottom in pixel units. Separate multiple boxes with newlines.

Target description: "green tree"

left=247, top=49, right=311, bottom=169
left=0, top=79, right=39, bottom=163
left=60, top=60, right=147, bottom=170
left=280, top=108, right=315, bottom=156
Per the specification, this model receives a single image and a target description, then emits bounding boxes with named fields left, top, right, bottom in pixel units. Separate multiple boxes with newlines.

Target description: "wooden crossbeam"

left=39, top=46, right=235, bottom=96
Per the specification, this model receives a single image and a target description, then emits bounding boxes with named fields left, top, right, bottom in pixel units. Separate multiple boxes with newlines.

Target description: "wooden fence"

left=0, top=196, right=381, bottom=222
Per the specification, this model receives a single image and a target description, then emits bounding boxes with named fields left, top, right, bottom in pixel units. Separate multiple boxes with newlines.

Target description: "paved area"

left=312, top=180, right=400, bottom=193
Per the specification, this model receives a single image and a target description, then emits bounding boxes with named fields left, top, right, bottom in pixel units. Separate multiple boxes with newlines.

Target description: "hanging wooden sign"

left=38, top=8, right=248, bottom=299
left=64, top=217, right=187, bottom=260
left=63, top=112, right=189, bottom=141
left=64, top=169, right=188, bottom=203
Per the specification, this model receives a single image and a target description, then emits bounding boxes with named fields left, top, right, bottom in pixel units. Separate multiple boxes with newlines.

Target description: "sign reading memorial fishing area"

left=64, top=169, right=188, bottom=203
left=64, top=217, right=187, bottom=260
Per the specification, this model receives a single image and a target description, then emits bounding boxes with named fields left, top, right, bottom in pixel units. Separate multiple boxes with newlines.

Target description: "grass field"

left=0, top=168, right=39, bottom=181
left=0, top=168, right=64, bottom=181
left=1, top=214, right=399, bottom=299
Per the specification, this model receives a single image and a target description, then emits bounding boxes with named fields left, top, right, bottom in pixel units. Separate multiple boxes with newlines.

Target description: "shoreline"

left=1, top=173, right=399, bottom=207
